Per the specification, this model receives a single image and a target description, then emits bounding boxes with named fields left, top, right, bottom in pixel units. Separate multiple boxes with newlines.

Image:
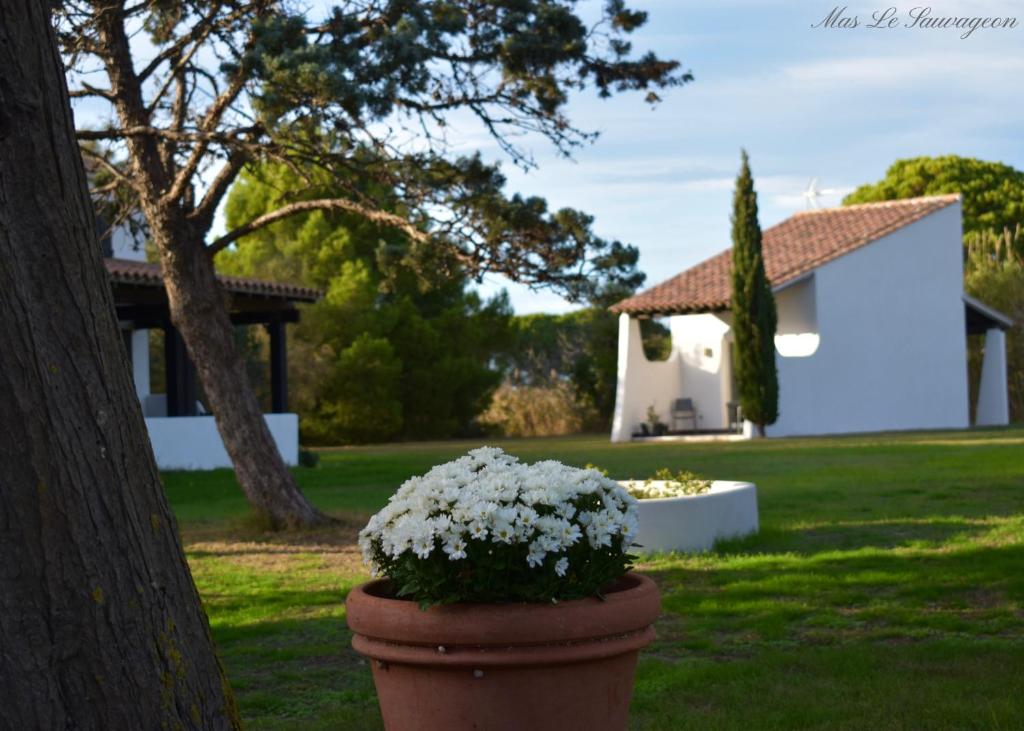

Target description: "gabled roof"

left=611, top=194, right=961, bottom=315
left=105, top=258, right=322, bottom=303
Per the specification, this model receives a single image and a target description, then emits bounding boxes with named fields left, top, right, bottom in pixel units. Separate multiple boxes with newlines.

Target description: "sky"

left=463, top=0, right=1024, bottom=313
left=69, top=1, right=1024, bottom=315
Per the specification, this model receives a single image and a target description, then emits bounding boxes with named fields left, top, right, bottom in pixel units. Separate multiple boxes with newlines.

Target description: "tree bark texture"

left=0, top=3, right=240, bottom=728
left=90, top=1, right=328, bottom=529
left=155, top=230, right=330, bottom=529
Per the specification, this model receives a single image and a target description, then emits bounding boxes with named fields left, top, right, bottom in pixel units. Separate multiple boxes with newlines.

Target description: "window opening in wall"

left=640, top=316, right=672, bottom=361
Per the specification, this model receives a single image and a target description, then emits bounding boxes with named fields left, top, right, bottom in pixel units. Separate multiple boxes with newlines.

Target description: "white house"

left=103, top=227, right=318, bottom=469
left=610, top=195, right=1013, bottom=441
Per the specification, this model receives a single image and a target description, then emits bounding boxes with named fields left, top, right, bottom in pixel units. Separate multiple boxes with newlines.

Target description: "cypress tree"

left=730, top=150, right=779, bottom=436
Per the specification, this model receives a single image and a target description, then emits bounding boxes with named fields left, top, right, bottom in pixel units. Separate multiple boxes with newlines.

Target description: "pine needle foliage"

left=730, top=150, right=779, bottom=436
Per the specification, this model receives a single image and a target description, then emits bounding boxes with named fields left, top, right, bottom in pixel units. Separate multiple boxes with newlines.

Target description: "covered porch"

left=964, top=294, right=1013, bottom=426
left=108, top=258, right=320, bottom=470
left=610, top=310, right=744, bottom=443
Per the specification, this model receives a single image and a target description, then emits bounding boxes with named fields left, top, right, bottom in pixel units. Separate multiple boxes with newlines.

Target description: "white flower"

left=412, top=537, right=434, bottom=559
left=517, top=505, right=539, bottom=529
left=620, top=514, right=639, bottom=541
left=467, top=520, right=488, bottom=540
left=358, top=447, right=640, bottom=594
left=586, top=522, right=613, bottom=549
left=491, top=520, right=515, bottom=544
left=559, top=522, right=582, bottom=548
left=537, top=533, right=561, bottom=552
left=526, top=541, right=546, bottom=568
left=443, top=536, right=468, bottom=561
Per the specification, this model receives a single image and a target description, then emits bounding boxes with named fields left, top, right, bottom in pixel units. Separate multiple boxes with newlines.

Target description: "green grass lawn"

left=167, top=428, right=1024, bottom=730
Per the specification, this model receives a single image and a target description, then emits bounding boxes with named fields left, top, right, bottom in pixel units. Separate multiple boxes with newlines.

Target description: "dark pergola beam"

left=116, top=306, right=299, bottom=327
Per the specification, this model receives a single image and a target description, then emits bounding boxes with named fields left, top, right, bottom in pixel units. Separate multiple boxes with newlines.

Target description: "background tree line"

left=220, top=153, right=1023, bottom=447
left=218, top=162, right=657, bottom=444
left=218, top=163, right=514, bottom=444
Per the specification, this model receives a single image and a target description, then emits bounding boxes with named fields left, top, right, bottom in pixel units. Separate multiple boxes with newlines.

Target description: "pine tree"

left=730, top=150, right=779, bottom=436
left=57, top=1, right=686, bottom=528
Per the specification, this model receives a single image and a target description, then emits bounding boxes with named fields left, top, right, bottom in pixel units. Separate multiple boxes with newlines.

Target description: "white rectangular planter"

left=621, top=480, right=759, bottom=554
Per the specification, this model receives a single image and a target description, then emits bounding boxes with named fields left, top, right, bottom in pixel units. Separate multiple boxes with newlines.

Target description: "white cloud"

left=782, top=53, right=1024, bottom=88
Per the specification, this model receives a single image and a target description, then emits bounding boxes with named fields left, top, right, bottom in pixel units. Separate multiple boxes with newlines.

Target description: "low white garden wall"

left=144, top=413, right=299, bottom=470
left=621, top=480, right=759, bottom=554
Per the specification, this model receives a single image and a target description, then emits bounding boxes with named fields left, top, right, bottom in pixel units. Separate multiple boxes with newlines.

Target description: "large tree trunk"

left=155, top=228, right=331, bottom=529
left=90, top=2, right=328, bottom=530
left=0, top=3, right=240, bottom=727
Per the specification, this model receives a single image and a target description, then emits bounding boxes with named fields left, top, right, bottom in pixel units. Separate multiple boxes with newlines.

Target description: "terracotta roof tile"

left=105, top=258, right=322, bottom=302
left=611, top=194, right=961, bottom=315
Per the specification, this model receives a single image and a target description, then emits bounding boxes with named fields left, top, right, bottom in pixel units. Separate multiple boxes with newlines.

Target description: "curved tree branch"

left=206, top=197, right=430, bottom=255
left=163, top=73, right=248, bottom=205
left=188, top=151, right=250, bottom=232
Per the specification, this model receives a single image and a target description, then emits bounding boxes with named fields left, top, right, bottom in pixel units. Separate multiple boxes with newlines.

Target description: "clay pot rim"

left=346, top=571, right=660, bottom=648
left=361, top=571, right=639, bottom=603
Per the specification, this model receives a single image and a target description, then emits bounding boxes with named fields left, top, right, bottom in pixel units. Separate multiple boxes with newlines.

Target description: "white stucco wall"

left=610, top=315, right=684, bottom=441
left=145, top=413, right=299, bottom=470
left=612, top=292, right=820, bottom=437
left=669, top=313, right=732, bottom=430
left=611, top=201, right=972, bottom=440
left=768, top=202, right=969, bottom=437
left=775, top=275, right=818, bottom=335
left=109, top=221, right=146, bottom=261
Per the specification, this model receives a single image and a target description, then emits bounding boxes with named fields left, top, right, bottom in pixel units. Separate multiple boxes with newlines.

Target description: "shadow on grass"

left=200, top=580, right=383, bottom=731
left=215, top=615, right=383, bottom=731
left=630, top=638, right=1024, bottom=731
left=717, top=515, right=1019, bottom=556
left=213, top=538, right=1024, bottom=731
left=195, top=534, right=1024, bottom=731
left=631, top=530, right=1024, bottom=729
left=640, top=538, right=1024, bottom=662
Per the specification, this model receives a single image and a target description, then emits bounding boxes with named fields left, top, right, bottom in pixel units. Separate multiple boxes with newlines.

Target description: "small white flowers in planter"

left=625, top=468, right=712, bottom=500
left=358, top=447, right=639, bottom=606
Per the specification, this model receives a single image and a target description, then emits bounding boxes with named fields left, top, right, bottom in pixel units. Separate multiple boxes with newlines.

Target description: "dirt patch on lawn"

left=183, top=517, right=367, bottom=575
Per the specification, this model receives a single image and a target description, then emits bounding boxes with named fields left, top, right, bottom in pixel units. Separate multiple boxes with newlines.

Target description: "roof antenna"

left=803, top=178, right=841, bottom=209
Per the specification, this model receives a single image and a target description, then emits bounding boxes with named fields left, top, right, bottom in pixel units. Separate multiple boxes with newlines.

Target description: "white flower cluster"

left=359, top=447, right=639, bottom=576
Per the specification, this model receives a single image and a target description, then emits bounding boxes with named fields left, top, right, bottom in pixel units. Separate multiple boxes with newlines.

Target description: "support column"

left=610, top=314, right=644, bottom=443
left=164, top=326, right=198, bottom=417
left=130, top=329, right=150, bottom=403
left=975, top=328, right=1009, bottom=426
left=268, top=320, right=288, bottom=413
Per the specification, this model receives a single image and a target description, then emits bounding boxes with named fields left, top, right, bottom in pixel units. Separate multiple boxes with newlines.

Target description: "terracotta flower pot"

left=346, top=572, right=660, bottom=731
